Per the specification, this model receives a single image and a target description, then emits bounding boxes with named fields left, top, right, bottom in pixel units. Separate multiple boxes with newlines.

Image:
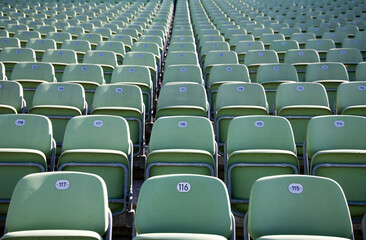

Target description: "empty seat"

left=46, top=32, right=72, bottom=48
left=0, top=114, right=55, bottom=218
left=57, top=115, right=132, bottom=215
left=291, top=32, right=316, bottom=49
left=269, top=40, right=299, bottom=63
left=356, top=62, right=366, bottom=81
left=162, top=64, right=203, bottom=86
left=0, top=47, right=35, bottom=79
left=134, top=174, right=234, bottom=239
left=257, top=63, right=299, bottom=114
left=305, top=39, right=336, bottom=61
left=215, top=83, right=268, bottom=153
left=0, top=81, right=25, bottom=114
left=204, top=50, right=239, bottom=80
left=146, top=116, right=217, bottom=178
left=109, top=34, right=133, bottom=52
left=1, top=171, right=112, bottom=240
left=92, top=84, right=145, bottom=156
left=15, top=30, right=40, bottom=47
left=226, top=116, right=299, bottom=217
left=326, top=48, right=363, bottom=81
left=244, top=50, right=279, bottom=82
left=342, top=38, right=366, bottom=60
left=97, top=41, right=126, bottom=65
left=42, top=49, right=78, bottom=82
left=247, top=175, right=353, bottom=240
left=26, top=38, right=57, bottom=61
left=285, top=49, right=320, bottom=81
left=164, top=51, right=199, bottom=67
left=10, top=62, right=56, bottom=111
left=29, top=82, right=86, bottom=153
left=306, top=115, right=366, bottom=220
left=336, top=81, right=366, bottom=116
left=61, top=40, right=91, bottom=63
left=77, top=33, right=103, bottom=50
left=276, top=82, right=332, bottom=156
left=62, top=64, right=105, bottom=112
left=305, top=62, right=349, bottom=111
left=0, top=37, right=20, bottom=50
left=82, top=50, right=117, bottom=84
left=156, top=82, right=209, bottom=119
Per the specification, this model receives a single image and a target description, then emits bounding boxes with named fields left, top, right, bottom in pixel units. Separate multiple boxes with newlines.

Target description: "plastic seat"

left=356, top=62, right=366, bottom=81
left=208, top=64, right=250, bottom=117
left=0, top=47, right=35, bottom=79
left=269, top=40, right=299, bottom=63
left=336, top=25, right=359, bottom=38
left=171, top=35, right=195, bottom=44
left=305, top=62, right=349, bottom=111
left=305, top=39, right=335, bottom=61
left=235, top=41, right=265, bottom=64
left=6, top=24, right=28, bottom=37
left=165, top=51, right=199, bottom=68
left=1, top=171, right=112, bottom=240
left=63, top=26, right=85, bottom=39
left=156, top=82, right=209, bottom=119
left=34, top=25, right=57, bottom=38
left=42, top=49, right=77, bottom=82
left=61, top=40, right=91, bottom=63
left=109, top=34, right=133, bottom=52
left=200, top=41, right=230, bottom=65
left=138, top=35, right=164, bottom=50
left=257, top=63, right=299, bottom=114
left=204, top=50, right=239, bottom=80
left=62, top=63, right=104, bottom=112
left=57, top=115, right=133, bottom=215
left=29, top=82, right=86, bottom=153
left=91, top=84, right=145, bottom=156
left=226, top=116, right=299, bottom=217
left=276, top=82, right=332, bottom=156
left=342, top=38, right=366, bottom=60
left=291, top=33, right=316, bottom=49
left=90, top=27, right=112, bottom=41
left=247, top=175, right=353, bottom=240
left=306, top=115, right=366, bottom=221
left=146, top=116, right=217, bottom=177
left=134, top=174, right=234, bottom=239
left=168, top=42, right=196, bottom=53
left=215, top=83, right=268, bottom=153
left=10, top=62, right=56, bottom=111
left=336, top=81, right=366, bottom=116
left=0, top=37, right=20, bottom=51
left=162, top=64, right=203, bottom=86
left=131, top=42, right=161, bottom=67
left=199, top=35, right=225, bottom=48
left=0, top=114, right=55, bottom=218
left=0, top=81, right=25, bottom=114
left=77, top=33, right=103, bottom=50
left=14, top=30, right=40, bottom=47
left=82, top=50, right=117, bottom=84
left=46, top=32, right=72, bottom=48
left=111, top=65, right=153, bottom=122
left=326, top=48, right=363, bottom=81
left=260, top=33, right=285, bottom=49
left=26, top=38, right=56, bottom=61
left=285, top=49, right=320, bottom=81
left=244, top=50, right=279, bottom=82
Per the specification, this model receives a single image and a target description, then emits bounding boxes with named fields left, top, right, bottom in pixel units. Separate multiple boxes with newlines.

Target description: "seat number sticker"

left=334, top=120, right=345, bottom=128
left=288, top=183, right=303, bottom=194
left=177, top=182, right=191, bottom=192
left=115, top=88, right=123, bottom=93
left=94, top=120, right=103, bottom=127
left=55, top=180, right=70, bottom=190
left=296, top=86, right=305, bottom=91
left=178, top=121, right=187, bottom=128
left=358, top=85, right=366, bottom=91
left=15, top=119, right=25, bottom=126
left=254, top=121, right=264, bottom=127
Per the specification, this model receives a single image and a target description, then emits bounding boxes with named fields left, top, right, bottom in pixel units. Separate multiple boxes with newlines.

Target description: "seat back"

left=285, top=49, right=320, bottom=64
left=61, top=40, right=91, bottom=53
left=305, top=62, right=349, bottom=82
left=111, top=65, right=152, bottom=87
left=244, top=49, right=278, bottom=66
left=257, top=63, right=298, bottom=83
left=0, top=81, right=23, bottom=113
left=11, top=62, right=55, bottom=82
left=248, top=175, right=353, bottom=240
left=5, top=172, right=109, bottom=236
left=83, top=50, right=117, bottom=67
left=42, top=49, right=77, bottom=64
left=62, top=63, right=104, bottom=85
left=306, top=115, right=366, bottom=159
left=123, top=51, right=157, bottom=70
left=0, top=47, right=35, bottom=62
left=0, top=37, right=20, bottom=49
left=209, top=64, right=250, bottom=86
left=163, top=64, right=203, bottom=85
left=97, top=41, right=126, bottom=55
left=62, top=115, right=130, bottom=153
left=165, top=51, right=199, bottom=67
left=149, top=116, right=214, bottom=154
left=135, top=174, right=232, bottom=238
left=336, top=81, right=366, bottom=115
left=326, top=48, right=363, bottom=63
left=26, top=38, right=57, bottom=51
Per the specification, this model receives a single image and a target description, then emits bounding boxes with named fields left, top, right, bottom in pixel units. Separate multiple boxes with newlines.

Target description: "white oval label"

left=180, top=67, right=186, bottom=72
left=179, top=87, right=187, bottom=92
left=55, top=180, right=70, bottom=190
left=129, top=68, right=135, bottom=72
left=15, top=119, right=25, bottom=126
left=226, top=67, right=232, bottom=71
left=178, top=121, right=187, bottom=128
left=296, top=86, right=305, bottom=91
left=57, top=86, right=65, bottom=92
left=340, top=50, right=346, bottom=55
left=357, top=85, right=366, bottom=91
left=254, top=120, right=264, bottom=127
left=219, top=53, right=224, bottom=56
left=93, top=120, right=103, bottom=127
left=281, top=41, right=287, bottom=45
left=298, top=51, right=304, bottom=56
left=115, top=88, right=123, bottom=93
left=177, top=182, right=191, bottom=192
left=258, top=52, right=264, bottom=56
left=31, top=65, right=38, bottom=69
left=98, top=53, right=104, bottom=57
left=237, top=86, right=245, bottom=92
left=81, top=66, right=87, bottom=71
left=179, top=54, right=184, bottom=57
left=273, top=66, right=280, bottom=71
left=15, top=50, right=21, bottom=54
left=58, top=51, right=63, bottom=55
left=288, top=183, right=303, bottom=194
left=334, top=120, right=345, bottom=128
left=322, top=65, right=328, bottom=70
left=137, top=54, right=142, bottom=58
left=0, top=84, right=2, bottom=89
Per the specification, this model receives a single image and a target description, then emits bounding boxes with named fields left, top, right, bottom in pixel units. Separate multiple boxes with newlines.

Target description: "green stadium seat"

left=226, top=116, right=299, bottom=217
left=0, top=114, right=55, bottom=218
left=0, top=81, right=25, bottom=114
left=247, top=175, right=353, bottom=240
left=61, top=40, right=91, bottom=63
left=82, top=50, right=117, bottom=84
left=326, top=48, right=363, bottom=81
left=162, top=64, right=203, bottom=86
left=42, top=49, right=77, bottom=82
left=58, top=115, right=133, bottom=215
left=46, top=32, right=72, bottom=49
left=305, top=39, right=335, bottom=62
left=1, top=171, right=112, bottom=240
left=134, top=174, right=234, bottom=239
left=92, top=84, right=145, bottom=156
left=26, top=39, right=56, bottom=61
left=276, top=82, right=332, bottom=156
left=285, top=49, right=320, bottom=81
left=244, top=50, right=279, bottom=82
left=336, top=81, right=366, bottom=116
left=77, top=33, right=103, bottom=50
left=269, top=40, right=299, bottom=63
left=0, top=37, right=20, bottom=51
left=0, top=47, right=36, bottom=79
